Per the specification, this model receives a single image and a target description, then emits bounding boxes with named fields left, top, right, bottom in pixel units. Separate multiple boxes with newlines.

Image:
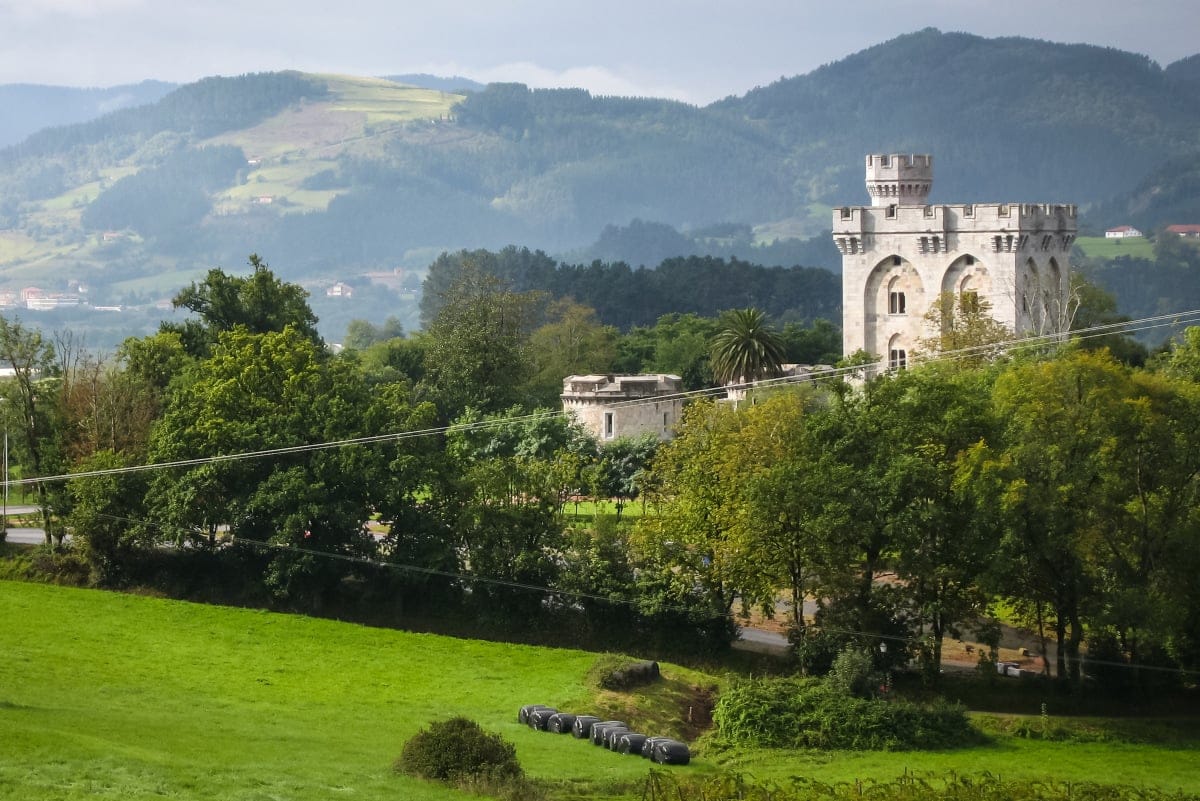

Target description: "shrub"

left=826, top=647, right=881, bottom=699
left=396, top=717, right=522, bottom=783
left=713, top=677, right=977, bottom=750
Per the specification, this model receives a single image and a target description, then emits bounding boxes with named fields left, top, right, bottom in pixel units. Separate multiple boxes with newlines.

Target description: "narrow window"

left=663, top=411, right=669, bottom=429
left=889, top=291, right=906, bottom=315
left=603, top=412, right=614, bottom=439
left=965, top=255, right=975, bottom=265
left=840, top=207, right=852, bottom=220
left=892, top=255, right=901, bottom=266
left=886, top=205, right=897, bottom=219
left=889, top=348, right=907, bottom=370
left=963, top=205, right=974, bottom=217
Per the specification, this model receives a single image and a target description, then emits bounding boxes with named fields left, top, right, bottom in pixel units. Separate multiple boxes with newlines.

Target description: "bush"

left=826, top=647, right=881, bottom=699
left=713, top=677, right=978, bottom=750
left=396, top=717, right=523, bottom=783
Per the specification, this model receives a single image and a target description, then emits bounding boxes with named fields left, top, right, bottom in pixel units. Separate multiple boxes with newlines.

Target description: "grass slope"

left=2, top=580, right=1198, bottom=800
left=0, top=581, right=680, bottom=800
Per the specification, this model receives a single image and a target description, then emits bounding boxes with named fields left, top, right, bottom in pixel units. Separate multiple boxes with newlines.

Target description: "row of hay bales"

left=517, top=698, right=691, bottom=765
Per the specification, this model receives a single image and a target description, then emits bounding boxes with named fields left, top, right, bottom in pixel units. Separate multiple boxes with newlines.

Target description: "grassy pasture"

left=2, top=580, right=1198, bottom=800
left=0, top=581, right=697, bottom=800
left=1075, top=235, right=1156, bottom=260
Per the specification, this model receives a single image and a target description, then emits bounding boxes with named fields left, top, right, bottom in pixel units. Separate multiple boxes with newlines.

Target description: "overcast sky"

left=1, top=0, right=1197, bottom=104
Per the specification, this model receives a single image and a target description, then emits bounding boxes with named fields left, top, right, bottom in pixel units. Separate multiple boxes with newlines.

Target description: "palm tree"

left=709, top=307, right=786, bottom=385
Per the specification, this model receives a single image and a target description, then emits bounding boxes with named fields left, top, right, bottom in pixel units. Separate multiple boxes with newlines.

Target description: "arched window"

left=888, top=276, right=906, bottom=315
left=888, top=335, right=907, bottom=371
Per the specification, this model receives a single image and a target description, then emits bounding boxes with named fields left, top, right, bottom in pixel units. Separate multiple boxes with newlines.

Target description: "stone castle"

left=834, top=154, right=1077, bottom=368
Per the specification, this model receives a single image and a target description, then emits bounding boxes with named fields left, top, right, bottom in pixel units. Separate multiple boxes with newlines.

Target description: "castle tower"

left=834, top=154, right=1076, bottom=368
left=865, top=153, right=933, bottom=207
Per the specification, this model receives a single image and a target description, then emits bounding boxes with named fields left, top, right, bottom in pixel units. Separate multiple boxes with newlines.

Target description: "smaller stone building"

left=562, top=374, right=683, bottom=442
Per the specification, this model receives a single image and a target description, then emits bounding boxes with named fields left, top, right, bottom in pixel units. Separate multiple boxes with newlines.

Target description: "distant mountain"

left=1165, top=54, right=1200, bottom=85
left=383, top=73, right=486, bottom=93
left=711, top=28, right=1200, bottom=207
left=3, top=30, right=1200, bottom=346
left=0, top=80, right=176, bottom=148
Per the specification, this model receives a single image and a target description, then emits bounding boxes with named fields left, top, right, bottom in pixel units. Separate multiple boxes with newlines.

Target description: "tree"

left=145, top=326, right=381, bottom=606
left=0, top=314, right=65, bottom=546
left=64, top=450, right=152, bottom=584
left=343, top=316, right=405, bottom=350
left=164, top=254, right=321, bottom=357
left=709, top=307, right=785, bottom=385
left=423, top=264, right=543, bottom=418
left=919, top=291, right=1012, bottom=364
left=962, top=349, right=1129, bottom=684
left=526, top=299, right=618, bottom=406
left=592, top=434, right=658, bottom=521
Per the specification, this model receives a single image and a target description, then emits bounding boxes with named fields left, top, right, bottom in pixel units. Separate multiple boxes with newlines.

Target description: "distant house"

left=1166, top=224, right=1200, bottom=238
left=562, top=374, right=683, bottom=442
left=1105, top=225, right=1143, bottom=238
left=326, top=282, right=354, bottom=298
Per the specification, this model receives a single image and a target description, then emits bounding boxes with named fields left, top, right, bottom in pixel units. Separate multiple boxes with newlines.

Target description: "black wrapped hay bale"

left=528, top=707, right=559, bottom=730
left=599, top=660, right=661, bottom=691
left=617, top=732, right=648, bottom=755
left=649, top=739, right=691, bottom=765
left=547, top=712, right=577, bottom=733
left=571, top=715, right=600, bottom=738
left=518, top=704, right=551, bottom=724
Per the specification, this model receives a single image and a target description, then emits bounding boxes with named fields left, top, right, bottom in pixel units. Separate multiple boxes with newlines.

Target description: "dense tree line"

left=419, top=247, right=841, bottom=332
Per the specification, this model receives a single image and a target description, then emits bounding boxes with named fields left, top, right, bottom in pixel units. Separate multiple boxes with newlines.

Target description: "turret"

left=865, top=153, right=932, bottom=207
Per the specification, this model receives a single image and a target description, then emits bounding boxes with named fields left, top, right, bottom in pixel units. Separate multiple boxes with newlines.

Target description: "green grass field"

left=1, top=580, right=1197, bottom=800
left=1075, top=235, right=1156, bottom=260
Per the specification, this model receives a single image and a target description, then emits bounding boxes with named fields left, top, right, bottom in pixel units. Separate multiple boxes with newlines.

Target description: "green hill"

left=3, top=579, right=1199, bottom=799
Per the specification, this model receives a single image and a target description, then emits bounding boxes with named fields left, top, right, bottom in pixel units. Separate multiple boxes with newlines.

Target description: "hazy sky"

left=2, top=0, right=1197, bottom=104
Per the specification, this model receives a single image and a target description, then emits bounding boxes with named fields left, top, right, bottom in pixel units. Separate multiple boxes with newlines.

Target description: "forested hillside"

left=712, top=28, right=1200, bottom=206
left=0, top=29, right=1198, bottom=346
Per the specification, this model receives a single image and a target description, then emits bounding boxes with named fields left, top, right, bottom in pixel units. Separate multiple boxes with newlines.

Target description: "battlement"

left=865, top=154, right=933, bottom=207
left=834, top=202, right=1077, bottom=231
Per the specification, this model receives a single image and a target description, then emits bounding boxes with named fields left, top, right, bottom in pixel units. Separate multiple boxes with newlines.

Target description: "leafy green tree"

left=961, top=349, right=1128, bottom=684
left=730, top=389, right=853, bottom=635
left=636, top=401, right=763, bottom=620
left=878, top=365, right=998, bottom=678
left=592, top=434, right=658, bottom=521
left=163, top=254, right=321, bottom=357
left=526, top=299, right=618, bottom=406
left=710, top=307, right=785, bottom=385
left=780, top=318, right=842, bottom=365
left=342, top=316, right=405, bottom=350
left=0, top=315, right=65, bottom=546
left=919, top=291, right=1012, bottom=363
left=423, top=265, right=543, bottom=418
left=145, top=325, right=381, bottom=606
left=64, top=450, right=152, bottom=584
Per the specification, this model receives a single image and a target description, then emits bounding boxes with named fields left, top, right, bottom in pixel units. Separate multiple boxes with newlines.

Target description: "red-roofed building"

left=1166, top=224, right=1200, bottom=238
left=1105, top=225, right=1143, bottom=238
